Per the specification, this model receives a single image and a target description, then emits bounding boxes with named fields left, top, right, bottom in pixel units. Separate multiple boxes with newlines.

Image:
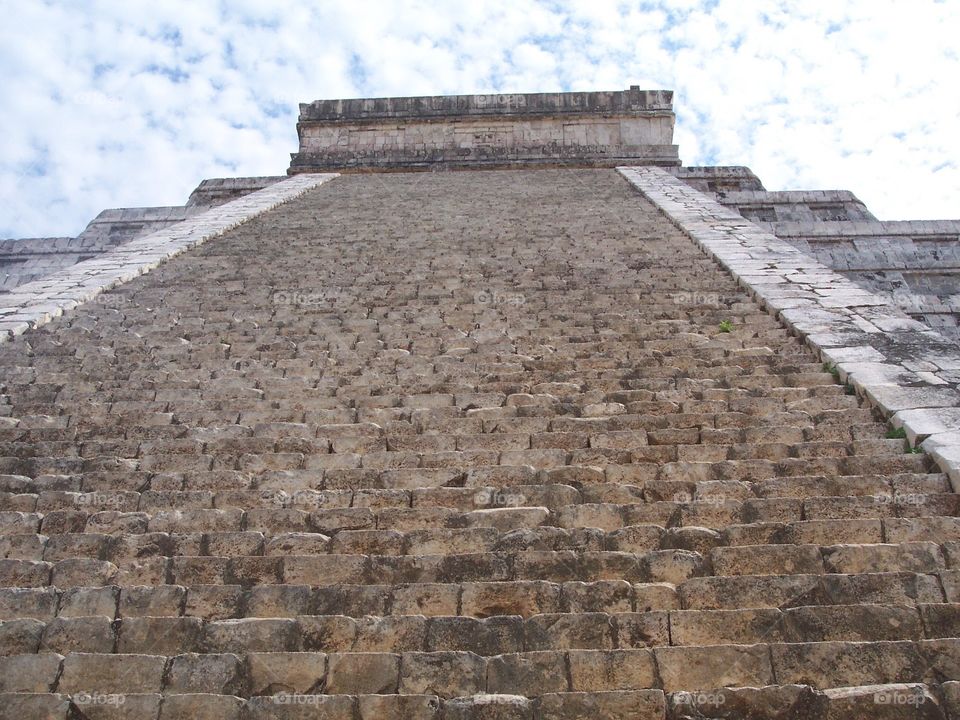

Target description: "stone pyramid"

left=1, top=88, right=960, bottom=719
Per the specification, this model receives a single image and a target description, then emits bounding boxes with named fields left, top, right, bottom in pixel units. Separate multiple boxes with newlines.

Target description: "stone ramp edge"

left=617, top=165, right=960, bottom=490
left=0, top=173, right=339, bottom=343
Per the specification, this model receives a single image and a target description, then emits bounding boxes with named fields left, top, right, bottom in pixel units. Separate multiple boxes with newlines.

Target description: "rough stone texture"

left=0, top=165, right=959, bottom=717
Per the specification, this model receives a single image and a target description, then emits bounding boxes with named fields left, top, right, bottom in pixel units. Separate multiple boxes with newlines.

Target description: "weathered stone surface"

left=668, top=684, right=826, bottom=719
left=539, top=690, right=665, bottom=720
left=326, top=652, right=398, bottom=694
left=57, top=586, right=118, bottom=618
left=426, top=616, right=523, bottom=654
left=461, top=582, right=561, bottom=618
left=0, top=653, right=63, bottom=693
left=357, top=694, right=440, bottom=720
left=524, top=613, right=614, bottom=650
left=487, top=652, right=567, bottom=695
left=781, top=605, right=923, bottom=642
left=41, top=615, right=115, bottom=653
left=243, top=694, right=354, bottom=719
left=247, top=652, right=326, bottom=695
left=823, top=683, right=944, bottom=719
left=655, top=644, right=774, bottom=691
left=670, top=609, right=782, bottom=646
left=400, top=651, right=487, bottom=698
left=159, top=693, right=244, bottom=720
left=0, top=618, right=44, bottom=654
left=442, top=694, right=533, bottom=720
left=771, top=641, right=927, bottom=687
left=0, top=693, right=72, bottom=720
left=166, top=653, right=245, bottom=695
left=58, top=653, right=166, bottom=694
left=2, top=137, right=960, bottom=714
left=71, top=693, right=162, bottom=719
left=567, top=649, right=657, bottom=691
left=118, top=616, right=203, bottom=654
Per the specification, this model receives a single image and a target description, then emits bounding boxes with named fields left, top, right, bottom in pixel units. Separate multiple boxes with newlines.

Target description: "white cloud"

left=0, top=0, right=957, bottom=237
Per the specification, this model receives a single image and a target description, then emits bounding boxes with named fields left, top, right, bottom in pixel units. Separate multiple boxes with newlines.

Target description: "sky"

left=1, top=0, right=958, bottom=238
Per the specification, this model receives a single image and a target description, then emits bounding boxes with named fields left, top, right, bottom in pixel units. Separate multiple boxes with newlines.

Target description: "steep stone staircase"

left=0, top=169, right=957, bottom=718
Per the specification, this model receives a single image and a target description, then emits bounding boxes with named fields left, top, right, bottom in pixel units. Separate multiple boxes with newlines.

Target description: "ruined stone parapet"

left=666, top=165, right=765, bottom=192
left=0, top=237, right=77, bottom=293
left=717, top=189, right=877, bottom=223
left=186, top=176, right=284, bottom=207
left=1, top=177, right=286, bottom=296
left=289, top=86, right=679, bottom=172
left=76, top=206, right=198, bottom=246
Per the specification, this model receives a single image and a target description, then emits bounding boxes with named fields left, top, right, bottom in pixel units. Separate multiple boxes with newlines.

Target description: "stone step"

left=0, top=641, right=957, bottom=700
left=0, top=684, right=956, bottom=720
left=0, top=400, right=886, bottom=431
left=3, top=393, right=867, bottom=427
left=0, top=405, right=884, bottom=429
left=2, top=538, right=956, bottom=589
left=3, top=573, right=957, bottom=622
left=4, top=603, right=959, bottom=657
left=4, top=506, right=960, bottom=559
left=2, top=450, right=931, bottom=483
left=34, top=375, right=836, bottom=401
left=1, top=466, right=946, bottom=511
left=0, top=386, right=882, bottom=409
left=680, top=571, right=954, bottom=609
left=1, top=563, right=956, bottom=621
left=3, top=496, right=957, bottom=557
left=2, top=580, right=678, bottom=621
